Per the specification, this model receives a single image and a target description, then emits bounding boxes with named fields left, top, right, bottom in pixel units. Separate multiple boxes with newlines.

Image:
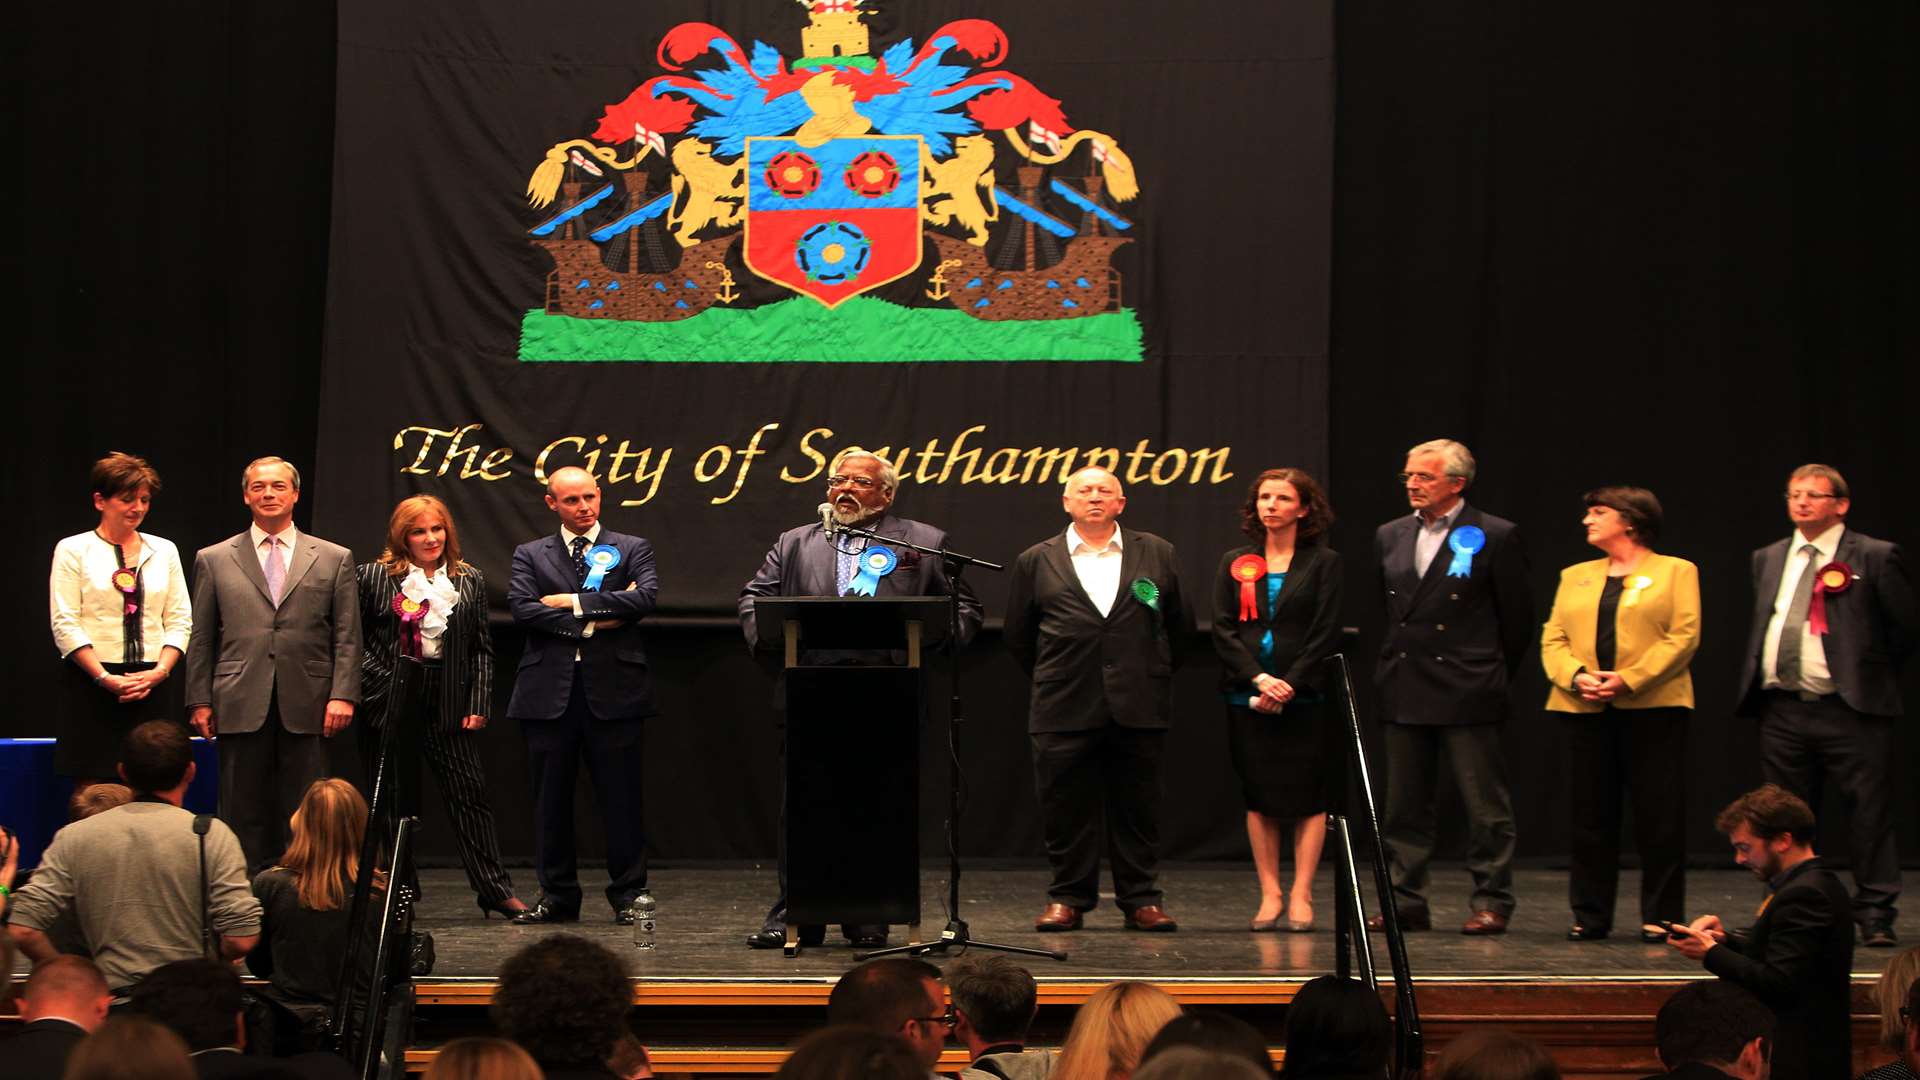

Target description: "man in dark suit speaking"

left=1005, top=466, right=1186, bottom=933
left=185, top=456, right=361, bottom=872
left=738, top=447, right=983, bottom=949
left=506, top=465, right=660, bottom=926
left=1735, top=463, right=1916, bottom=948
left=1372, top=438, right=1532, bottom=935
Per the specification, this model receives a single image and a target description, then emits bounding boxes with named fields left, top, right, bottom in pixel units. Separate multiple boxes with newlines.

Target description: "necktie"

left=1775, top=543, right=1820, bottom=689
left=570, top=535, right=589, bottom=587
left=264, top=537, right=286, bottom=607
left=834, top=536, right=863, bottom=596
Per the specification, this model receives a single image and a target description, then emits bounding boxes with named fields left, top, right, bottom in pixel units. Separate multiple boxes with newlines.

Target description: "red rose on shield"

left=844, top=151, right=900, bottom=197
left=765, top=151, right=820, bottom=198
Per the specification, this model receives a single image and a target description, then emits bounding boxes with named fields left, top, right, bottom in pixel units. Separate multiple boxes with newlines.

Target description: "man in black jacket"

left=1670, top=785, right=1852, bottom=1080
left=1642, top=981, right=1773, bottom=1080
left=1371, top=438, right=1533, bottom=935
left=1006, top=466, right=1186, bottom=933
left=3, top=956, right=111, bottom=1079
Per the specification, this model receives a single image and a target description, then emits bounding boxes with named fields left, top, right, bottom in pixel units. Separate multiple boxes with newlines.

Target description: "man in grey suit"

left=738, top=447, right=983, bottom=949
left=1736, top=463, right=1916, bottom=948
left=185, top=457, right=361, bottom=872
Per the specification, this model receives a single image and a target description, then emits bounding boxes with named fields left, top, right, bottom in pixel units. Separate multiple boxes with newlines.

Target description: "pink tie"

left=264, top=537, right=286, bottom=606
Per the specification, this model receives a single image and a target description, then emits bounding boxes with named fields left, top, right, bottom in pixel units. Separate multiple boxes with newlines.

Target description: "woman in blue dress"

left=1210, top=468, right=1344, bottom=931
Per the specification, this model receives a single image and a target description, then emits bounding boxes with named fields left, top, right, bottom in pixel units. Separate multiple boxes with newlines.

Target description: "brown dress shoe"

left=1125, top=905, right=1179, bottom=932
left=1365, top=910, right=1432, bottom=932
left=1035, top=903, right=1084, bottom=932
left=1461, top=910, right=1509, bottom=935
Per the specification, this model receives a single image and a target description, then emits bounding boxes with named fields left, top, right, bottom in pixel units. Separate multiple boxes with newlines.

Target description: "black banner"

left=316, top=0, right=1332, bottom=610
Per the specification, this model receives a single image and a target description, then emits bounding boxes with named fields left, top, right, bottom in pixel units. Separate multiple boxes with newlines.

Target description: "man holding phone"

left=1668, top=785, right=1851, bottom=1080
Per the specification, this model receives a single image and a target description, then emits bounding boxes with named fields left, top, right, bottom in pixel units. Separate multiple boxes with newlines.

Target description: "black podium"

left=754, top=596, right=949, bottom=957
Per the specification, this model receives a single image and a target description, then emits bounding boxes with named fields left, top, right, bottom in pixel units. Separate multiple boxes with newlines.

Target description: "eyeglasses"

left=1396, top=472, right=1452, bottom=485
left=1782, top=490, right=1840, bottom=502
left=827, top=474, right=879, bottom=489
left=909, top=1008, right=957, bottom=1029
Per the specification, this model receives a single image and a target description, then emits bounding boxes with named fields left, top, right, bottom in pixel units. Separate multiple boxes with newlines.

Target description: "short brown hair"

left=1239, top=468, right=1335, bottom=544
left=1788, top=463, right=1849, bottom=500
left=379, top=494, right=467, bottom=577
left=1582, top=486, right=1664, bottom=545
left=241, top=456, right=301, bottom=492
left=91, top=452, right=162, bottom=499
left=1431, top=1030, right=1560, bottom=1080
left=1715, top=784, right=1816, bottom=845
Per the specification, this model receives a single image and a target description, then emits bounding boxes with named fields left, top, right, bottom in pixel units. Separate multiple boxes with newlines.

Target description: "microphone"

left=817, top=502, right=838, bottom=536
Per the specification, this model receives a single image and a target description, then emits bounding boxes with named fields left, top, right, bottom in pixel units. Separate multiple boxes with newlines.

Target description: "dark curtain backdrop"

left=8, top=1, right=1914, bottom=871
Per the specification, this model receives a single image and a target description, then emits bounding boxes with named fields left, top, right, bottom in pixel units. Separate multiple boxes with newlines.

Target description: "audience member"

left=1862, top=966, right=1920, bottom=1080
left=1431, top=1031, right=1561, bottom=1080
left=772, top=1026, right=926, bottom=1080
left=422, top=1037, right=543, bottom=1080
left=1140, top=1012, right=1272, bottom=1076
left=608, top=1032, right=655, bottom=1079
left=1133, top=1047, right=1270, bottom=1080
left=1280, top=976, right=1391, bottom=1080
left=62, top=1016, right=196, bottom=1080
left=492, top=935, right=634, bottom=1078
left=950, top=956, right=1050, bottom=1080
left=1871, top=948, right=1920, bottom=1068
left=7, top=722, right=260, bottom=992
left=1052, top=981, right=1182, bottom=1080
left=247, top=779, right=366, bottom=1017
left=70, top=784, right=133, bottom=820
left=826, top=957, right=950, bottom=1072
left=1645, top=981, right=1773, bottom=1079
left=1669, top=785, right=1852, bottom=1080
left=130, top=959, right=351, bottom=1080
left=4, top=955, right=113, bottom=1078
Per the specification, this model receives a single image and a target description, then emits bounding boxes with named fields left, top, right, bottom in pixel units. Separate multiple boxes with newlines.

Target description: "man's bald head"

left=1062, top=467, right=1126, bottom=535
left=544, top=467, right=602, bottom=534
left=22, top=956, right=112, bottom=1031
left=1062, top=467, right=1122, bottom=498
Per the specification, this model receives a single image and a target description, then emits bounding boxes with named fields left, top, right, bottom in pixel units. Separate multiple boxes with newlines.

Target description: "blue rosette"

left=583, top=544, right=621, bottom=590
left=848, top=545, right=898, bottom=596
left=1445, top=526, right=1485, bottom=578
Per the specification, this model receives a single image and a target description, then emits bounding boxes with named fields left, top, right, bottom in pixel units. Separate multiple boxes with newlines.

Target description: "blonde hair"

left=1052, top=982, right=1183, bottom=1080
left=70, top=783, right=132, bottom=820
left=379, top=494, right=466, bottom=578
left=63, top=1017, right=194, bottom=1080
left=275, top=778, right=367, bottom=911
left=1876, top=946, right=1920, bottom=1051
left=423, top=1037, right=543, bottom=1080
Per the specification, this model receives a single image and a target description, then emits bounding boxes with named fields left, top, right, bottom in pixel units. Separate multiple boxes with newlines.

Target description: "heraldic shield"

left=744, top=134, right=924, bottom=309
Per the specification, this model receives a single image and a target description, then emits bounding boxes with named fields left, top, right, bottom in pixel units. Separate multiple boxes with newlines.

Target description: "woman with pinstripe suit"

left=356, top=495, right=527, bottom=918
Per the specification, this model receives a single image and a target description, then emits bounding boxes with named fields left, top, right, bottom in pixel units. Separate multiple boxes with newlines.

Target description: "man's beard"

left=831, top=498, right=878, bottom=526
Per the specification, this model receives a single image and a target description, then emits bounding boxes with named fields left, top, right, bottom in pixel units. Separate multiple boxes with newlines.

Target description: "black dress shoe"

left=613, top=891, right=656, bottom=925
left=1862, top=922, right=1898, bottom=948
left=849, top=931, right=889, bottom=949
left=511, top=901, right=579, bottom=925
left=1567, top=923, right=1610, bottom=941
left=746, top=921, right=827, bottom=949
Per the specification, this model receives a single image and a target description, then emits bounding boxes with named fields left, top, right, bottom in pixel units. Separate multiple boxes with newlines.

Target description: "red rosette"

left=1808, top=560, right=1853, bottom=636
left=1230, top=554, right=1266, bottom=621
left=111, top=567, right=138, bottom=594
left=392, top=593, right=429, bottom=658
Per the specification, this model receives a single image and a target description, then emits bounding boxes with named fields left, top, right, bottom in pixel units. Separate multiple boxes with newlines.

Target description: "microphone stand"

left=831, top=520, right=1067, bottom=963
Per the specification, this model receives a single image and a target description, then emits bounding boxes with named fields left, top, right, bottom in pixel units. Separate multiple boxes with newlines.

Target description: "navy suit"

left=507, top=527, right=658, bottom=913
left=1736, top=527, right=1917, bottom=926
left=1372, top=504, right=1533, bottom=920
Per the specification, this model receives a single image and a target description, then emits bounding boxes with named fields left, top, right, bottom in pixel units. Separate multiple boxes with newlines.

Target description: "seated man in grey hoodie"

left=952, top=956, right=1052, bottom=1080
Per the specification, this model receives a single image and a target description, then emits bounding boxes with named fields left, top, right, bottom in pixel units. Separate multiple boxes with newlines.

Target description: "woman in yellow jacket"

left=1541, top=486, right=1700, bottom=942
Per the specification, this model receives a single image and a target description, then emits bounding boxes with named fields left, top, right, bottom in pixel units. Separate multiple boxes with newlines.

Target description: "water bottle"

left=632, top=895, right=658, bottom=950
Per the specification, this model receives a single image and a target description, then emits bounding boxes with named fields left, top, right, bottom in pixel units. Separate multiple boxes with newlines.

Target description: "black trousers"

left=1758, top=691, right=1901, bottom=923
left=1562, top=707, right=1688, bottom=930
left=217, top=691, right=327, bottom=874
left=355, top=666, right=517, bottom=908
left=520, top=672, right=648, bottom=913
left=1030, top=725, right=1166, bottom=911
left=1380, top=722, right=1517, bottom=918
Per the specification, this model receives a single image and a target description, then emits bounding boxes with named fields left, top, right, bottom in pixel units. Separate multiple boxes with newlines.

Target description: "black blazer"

left=1702, top=857, right=1853, bottom=1080
left=1210, top=542, right=1344, bottom=696
left=505, top=529, right=659, bottom=722
left=355, top=562, right=493, bottom=729
left=1735, top=528, right=1917, bottom=717
left=1004, top=527, right=1186, bottom=733
left=1373, top=504, right=1533, bottom=726
left=4, top=1017, right=88, bottom=1079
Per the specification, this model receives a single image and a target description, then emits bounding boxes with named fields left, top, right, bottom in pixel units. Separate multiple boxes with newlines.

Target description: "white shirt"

left=1066, top=523, right=1124, bottom=617
left=49, top=531, right=193, bottom=662
left=249, top=522, right=299, bottom=576
left=398, top=565, right=460, bottom=660
left=562, top=522, right=603, bottom=650
left=1412, top=501, right=1465, bottom=577
left=1761, top=522, right=1844, bottom=694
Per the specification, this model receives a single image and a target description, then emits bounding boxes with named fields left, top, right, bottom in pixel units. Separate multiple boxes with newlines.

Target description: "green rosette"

left=1131, top=577, right=1160, bottom=611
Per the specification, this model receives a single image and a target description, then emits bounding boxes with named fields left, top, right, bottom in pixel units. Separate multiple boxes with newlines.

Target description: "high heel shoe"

left=1249, top=916, right=1279, bottom=931
left=479, top=897, right=531, bottom=920
left=1285, top=896, right=1315, bottom=933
